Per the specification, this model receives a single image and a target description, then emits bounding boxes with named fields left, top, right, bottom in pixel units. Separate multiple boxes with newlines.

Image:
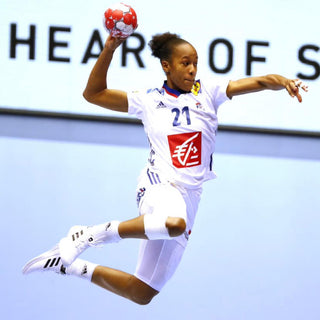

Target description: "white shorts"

left=134, top=167, right=202, bottom=291
left=134, top=239, right=185, bottom=292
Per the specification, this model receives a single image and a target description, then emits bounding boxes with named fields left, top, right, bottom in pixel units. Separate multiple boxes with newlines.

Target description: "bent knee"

left=127, top=276, right=159, bottom=305
left=166, top=217, right=186, bottom=237
left=132, top=294, right=155, bottom=305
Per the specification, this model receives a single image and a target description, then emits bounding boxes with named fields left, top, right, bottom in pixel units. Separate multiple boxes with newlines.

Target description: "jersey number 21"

left=172, top=107, right=191, bottom=126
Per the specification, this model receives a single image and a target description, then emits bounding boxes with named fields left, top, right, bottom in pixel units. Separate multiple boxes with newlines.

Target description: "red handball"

left=103, top=3, right=138, bottom=39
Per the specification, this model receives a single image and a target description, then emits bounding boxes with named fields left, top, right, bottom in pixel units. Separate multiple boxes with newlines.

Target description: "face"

left=162, top=43, right=198, bottom=92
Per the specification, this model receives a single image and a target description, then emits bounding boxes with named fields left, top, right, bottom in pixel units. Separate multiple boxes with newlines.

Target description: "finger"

left=294, top=79, right=302, bottom=87
left=294, top=79, right=309, bottom=92
left=105, top=35, right=125, bottom=50
left=286, top=80, right=302, bottom=102
left=296, top=92, right=302, bottom=103
left=287, top=80, right=298, bottom=97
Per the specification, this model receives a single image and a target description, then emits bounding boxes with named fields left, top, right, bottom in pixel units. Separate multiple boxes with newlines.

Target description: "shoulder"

left=127, top=86, right=164, bottom=117
left=128, top=87, right=163, bottom=99
left=194, top=78, right=231, bottom=108
left=197, top=78, right=229, bottom=91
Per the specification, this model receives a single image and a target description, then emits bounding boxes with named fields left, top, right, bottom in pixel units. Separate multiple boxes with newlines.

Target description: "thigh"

left=138, top=181, right=187, bottom=221
left=134, top=239, right=185, bottom=292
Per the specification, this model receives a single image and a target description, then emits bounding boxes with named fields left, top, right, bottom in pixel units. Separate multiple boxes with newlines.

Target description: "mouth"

left=184, top=79, right=195, bottom=89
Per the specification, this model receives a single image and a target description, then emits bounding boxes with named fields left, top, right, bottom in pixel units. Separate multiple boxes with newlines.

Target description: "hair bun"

left=148, top=32, right=185, bottom=60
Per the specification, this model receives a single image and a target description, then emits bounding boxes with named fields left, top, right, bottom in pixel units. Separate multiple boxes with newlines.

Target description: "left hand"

left=104, top=34, right=127, bottom=52
left=286, top=79, right=309, bottom=103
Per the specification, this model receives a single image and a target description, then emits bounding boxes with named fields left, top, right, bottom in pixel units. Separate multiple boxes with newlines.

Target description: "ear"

left=161, top=60, right=170, bottom=74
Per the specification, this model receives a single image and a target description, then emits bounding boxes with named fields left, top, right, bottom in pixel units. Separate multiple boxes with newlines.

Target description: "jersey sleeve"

left=202, top=78, right=231, bottom=112
left=127, top=90, right=146, bottom=120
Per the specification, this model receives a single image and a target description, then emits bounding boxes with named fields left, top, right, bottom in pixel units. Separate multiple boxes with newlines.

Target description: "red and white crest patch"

left=167, top=132, right=202, bottom=168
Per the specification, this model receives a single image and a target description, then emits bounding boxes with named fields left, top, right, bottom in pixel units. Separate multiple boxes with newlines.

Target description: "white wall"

left=1, top=0, right=319, bottom=132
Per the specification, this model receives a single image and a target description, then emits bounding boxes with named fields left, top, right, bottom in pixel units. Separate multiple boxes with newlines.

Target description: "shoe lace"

left=73, top=231, right=104, bottom=249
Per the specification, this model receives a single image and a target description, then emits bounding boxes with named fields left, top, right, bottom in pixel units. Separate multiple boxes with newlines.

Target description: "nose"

left=189, top=64, right=196, bottom=75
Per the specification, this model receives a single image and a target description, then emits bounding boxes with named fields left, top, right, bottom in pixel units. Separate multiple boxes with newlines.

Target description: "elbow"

left=83, top=90, right=92, bottom=103
left=83, top=89, right=100, bottom=105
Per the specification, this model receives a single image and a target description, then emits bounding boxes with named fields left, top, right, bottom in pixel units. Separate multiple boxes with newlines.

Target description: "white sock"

left=67, top=259, right=98, bottom=281
left=90, top=220, right=121, bottom=244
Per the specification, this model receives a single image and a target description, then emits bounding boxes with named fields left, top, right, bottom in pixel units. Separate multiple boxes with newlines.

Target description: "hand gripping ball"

left=103, top=3, right=138, bottom=39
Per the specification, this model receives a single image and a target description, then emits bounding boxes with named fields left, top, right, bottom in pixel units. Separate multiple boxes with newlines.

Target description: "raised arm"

left=226, top=74, right=308, bottom=103
left=83, top=35, right=129, bottom=112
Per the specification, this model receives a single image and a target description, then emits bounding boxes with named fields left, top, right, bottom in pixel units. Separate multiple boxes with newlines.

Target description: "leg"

left=92, top=266, right=158, bottom=305
left=21, top=245, right=158, bottom=305
left=23, top=239, right=184, bottom=305
left=134, top=239, right=186, bottom=293
left=59, top=182, right=188, bottom=266
left=91, top=239, right=186, bottom=305
left=118, top=215, right=186, bottom=239
left=23, top=179, right=190, bottom=304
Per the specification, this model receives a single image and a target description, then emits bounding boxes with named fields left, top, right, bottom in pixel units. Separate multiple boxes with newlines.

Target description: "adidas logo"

left=81, top=264, right=88, bottom=276
left=105, top=222, right=111, bottom=231
left=156, top=101, right=167, bottom=109
left=43, top=257, right=61, bottom=269
left=72, top=230, right=84, bottom=241
left=43, top=257, right=66, bottom=275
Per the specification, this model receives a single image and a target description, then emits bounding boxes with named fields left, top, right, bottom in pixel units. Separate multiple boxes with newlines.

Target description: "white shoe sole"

left=22, top=244, right=60, bottom=275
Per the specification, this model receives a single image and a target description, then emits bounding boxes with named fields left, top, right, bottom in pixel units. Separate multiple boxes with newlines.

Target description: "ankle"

left=67, top=259, right=98, bottom=281
left=91, top=221, right=121, bottom=244
left=107, top=220, right=121, bottom=242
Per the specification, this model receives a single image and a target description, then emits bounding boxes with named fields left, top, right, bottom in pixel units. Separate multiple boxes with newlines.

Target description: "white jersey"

left=128, top=79, right=230, bottom=189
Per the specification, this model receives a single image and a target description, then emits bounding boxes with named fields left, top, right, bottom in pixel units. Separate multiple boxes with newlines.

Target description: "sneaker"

left=59, top=222, right=121, bottom=266
left=59, top=224, right=106, bottom=266
left=22, top=244, right=67, bottom=275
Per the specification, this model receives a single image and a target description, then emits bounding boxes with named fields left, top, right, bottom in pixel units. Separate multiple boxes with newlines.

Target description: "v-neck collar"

left=162, top=81, right=190, bottom=98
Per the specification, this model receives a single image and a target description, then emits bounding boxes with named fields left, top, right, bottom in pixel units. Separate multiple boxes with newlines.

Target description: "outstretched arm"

left=226, top=74, right=308, bottom=103
left=83, top=35, right=129, bottom=112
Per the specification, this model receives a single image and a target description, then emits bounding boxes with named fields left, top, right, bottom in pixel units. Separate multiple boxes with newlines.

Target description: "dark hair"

left=148, top=32, right=189, bottom=61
